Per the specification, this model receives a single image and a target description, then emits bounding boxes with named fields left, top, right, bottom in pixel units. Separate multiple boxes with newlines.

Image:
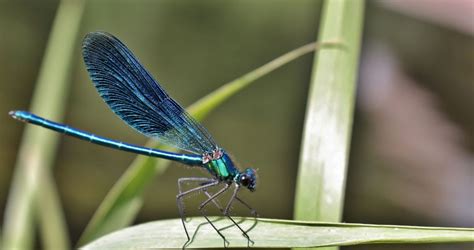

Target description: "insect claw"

left=223, top=238, right=230, bottom=248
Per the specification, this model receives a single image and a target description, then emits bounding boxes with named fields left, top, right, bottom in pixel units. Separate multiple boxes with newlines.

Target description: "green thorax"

left=203, top=151, right=239, bottom=181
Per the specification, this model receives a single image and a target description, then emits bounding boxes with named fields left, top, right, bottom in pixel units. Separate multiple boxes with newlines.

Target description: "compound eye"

left=240, top=175, right=250, bottom=186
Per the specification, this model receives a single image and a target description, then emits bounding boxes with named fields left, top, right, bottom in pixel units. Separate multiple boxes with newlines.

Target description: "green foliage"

left=294, top=1, right=364, bottom=249
left=1, top=1, right=84, bottom=249
left=3, top=0, right=473, bottom=249
left=82, top=217, right=474, bottom=249
left=294, top=0, right=364, bottom=222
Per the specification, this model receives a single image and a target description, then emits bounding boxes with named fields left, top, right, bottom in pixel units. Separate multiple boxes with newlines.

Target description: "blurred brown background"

left=0, top=0, right=472, bottom=249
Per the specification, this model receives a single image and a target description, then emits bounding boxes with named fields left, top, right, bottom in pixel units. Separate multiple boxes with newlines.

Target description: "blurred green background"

left=0, top=0, right=472, bottom=249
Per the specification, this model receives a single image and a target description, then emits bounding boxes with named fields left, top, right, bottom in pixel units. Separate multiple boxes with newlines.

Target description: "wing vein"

left=82, top=32, right=217, bottom=154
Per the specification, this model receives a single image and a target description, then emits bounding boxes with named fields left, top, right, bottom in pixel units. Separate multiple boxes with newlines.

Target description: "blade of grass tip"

left=2, top=0, right=84, bottom=249
left=77, top=40, right=339, bottom=246
left=294, top=1, right=364, bottom=250
left=81, top=217, right=474, bottom=249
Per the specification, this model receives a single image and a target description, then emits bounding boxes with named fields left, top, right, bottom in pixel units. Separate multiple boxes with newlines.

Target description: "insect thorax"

left=202, top=149, right=239, bottom=180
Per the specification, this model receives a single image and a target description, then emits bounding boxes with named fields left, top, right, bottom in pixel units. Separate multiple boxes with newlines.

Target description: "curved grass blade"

left=2, top=1, right=84, bottom=249
left=82, top=217, right=474, bottom=249
left=294, top=0, right=364, bottom=226
left=77, top=40, right=340, bottom=246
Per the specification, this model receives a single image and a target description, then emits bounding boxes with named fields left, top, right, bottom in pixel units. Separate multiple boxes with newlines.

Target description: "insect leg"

left=223, top=185, right=254, bottom=247
left=177, top=177, right=216, bottom=220
left=198, top=184, right=230, bottom=247
left=176, top=178, right=219, bottom=247
left=178, top=177, right=224, bottom=213
left=203, top=190, right=224, bottom=212
left=235, top=196, right=259, bottom=217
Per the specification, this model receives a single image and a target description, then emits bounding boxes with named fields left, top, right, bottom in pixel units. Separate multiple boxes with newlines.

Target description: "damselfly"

left=10, top=32, right=258, bottom=247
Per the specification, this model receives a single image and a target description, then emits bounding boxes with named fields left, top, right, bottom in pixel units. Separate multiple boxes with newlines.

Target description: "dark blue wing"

left=82, top=32, right=217, bottom=154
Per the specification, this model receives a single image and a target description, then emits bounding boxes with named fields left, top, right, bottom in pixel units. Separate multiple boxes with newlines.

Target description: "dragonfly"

left=9, top=31, right=258, bottom=247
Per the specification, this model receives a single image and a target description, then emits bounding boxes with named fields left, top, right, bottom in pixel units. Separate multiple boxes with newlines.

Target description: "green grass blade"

left=294, top=0, right=364, bottom=226
left=76, top=149, right=168, bottom=246
left=82, top=217, right=474, bottom=249
left=2, top=1, right=84, bottom=249
left=77, top=41, right=337, bottom=246
left=187, top=41, right=337, bottom=120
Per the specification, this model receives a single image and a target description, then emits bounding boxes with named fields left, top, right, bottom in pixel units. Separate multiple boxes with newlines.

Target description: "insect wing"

left=82, top=32, right=217, bottom=154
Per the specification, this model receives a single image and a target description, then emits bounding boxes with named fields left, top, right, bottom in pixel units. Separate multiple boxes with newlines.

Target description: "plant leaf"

left=2, top=1, right=84, bottom=249
left=294, top=0, right=364, bottom=223
left=82, top=217, right=474, bottom=249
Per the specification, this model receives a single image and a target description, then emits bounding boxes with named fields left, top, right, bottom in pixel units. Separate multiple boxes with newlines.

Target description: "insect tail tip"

left=9, top=110, right=25, bottom=121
